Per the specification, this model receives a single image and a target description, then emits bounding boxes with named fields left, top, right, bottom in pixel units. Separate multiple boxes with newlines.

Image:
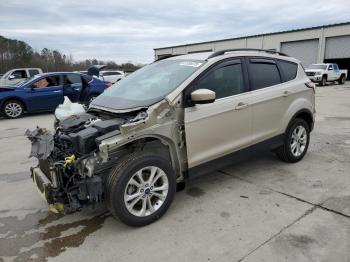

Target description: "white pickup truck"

left=0, top=68, right=43, bottom=86
left=305, top=63, right=347, bottom=86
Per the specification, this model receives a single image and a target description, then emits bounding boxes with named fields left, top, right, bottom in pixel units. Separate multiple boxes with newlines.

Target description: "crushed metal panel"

left=25, top=128, right=54, bottom=159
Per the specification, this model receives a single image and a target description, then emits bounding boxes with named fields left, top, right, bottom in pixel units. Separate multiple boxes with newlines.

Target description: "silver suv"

left=28, top=49, right=315, bottom=226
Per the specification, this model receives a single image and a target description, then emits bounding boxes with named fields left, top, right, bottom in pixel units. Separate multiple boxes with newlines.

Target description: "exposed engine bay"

left=26, top=109, right=148, bottom=213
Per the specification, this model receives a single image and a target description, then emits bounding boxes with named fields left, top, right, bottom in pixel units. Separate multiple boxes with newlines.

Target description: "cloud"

left=0, top=0, right=349, bottom=63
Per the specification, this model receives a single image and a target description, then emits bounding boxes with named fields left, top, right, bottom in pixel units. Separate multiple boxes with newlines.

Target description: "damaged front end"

left=26, top=109, right=147, bottom=213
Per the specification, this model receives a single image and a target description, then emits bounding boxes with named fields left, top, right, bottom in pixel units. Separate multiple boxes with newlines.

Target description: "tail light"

left=305, top=81, right=315, bottom=93
left=105, top=82, right=112, bottom=88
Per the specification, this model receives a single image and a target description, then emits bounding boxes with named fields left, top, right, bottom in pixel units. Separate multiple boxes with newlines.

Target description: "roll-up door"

left=325, top=35, right=350, bottom=59
left=281, top=39, right=319, bottom=67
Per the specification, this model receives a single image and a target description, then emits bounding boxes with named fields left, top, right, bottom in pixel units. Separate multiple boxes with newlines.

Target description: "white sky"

left=1, top=0, right=349, bottom=63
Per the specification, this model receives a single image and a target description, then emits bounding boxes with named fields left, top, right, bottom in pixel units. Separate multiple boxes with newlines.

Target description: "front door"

left=184, top=59, right=252, bottom=168
left=26, top=75, right=64, bottom=111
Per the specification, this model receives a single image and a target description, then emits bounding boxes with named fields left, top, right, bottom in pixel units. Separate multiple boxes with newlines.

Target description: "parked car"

left=0, top=68, right=43, bottom=86
left=28, top=49, right=315, bottom=226
left=99, top=70, right=125, bottom=83
left=305, top=63, right=347, bottom=86
left=0, top=72, right=111, bottom=118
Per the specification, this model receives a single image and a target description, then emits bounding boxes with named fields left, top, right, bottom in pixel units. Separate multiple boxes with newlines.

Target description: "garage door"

left=281, top=39, right=319, bottom=67
left=325, top=35, right=350, bottom=59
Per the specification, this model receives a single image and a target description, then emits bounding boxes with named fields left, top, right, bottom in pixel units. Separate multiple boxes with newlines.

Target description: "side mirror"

left=8, top=75, right=15, bottom=80
left=191, top=89, right=216, bottom=104
left=328, top=67, right=333, bottom=71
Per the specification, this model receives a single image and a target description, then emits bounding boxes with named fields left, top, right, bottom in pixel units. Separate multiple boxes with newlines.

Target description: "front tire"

left=276, top=118, right=310, bottom=163
left=105, top=152, right=176, bottom=227
left=319, top=76, right=326, bottom=86
left=1, top=100, right=24, bottom=119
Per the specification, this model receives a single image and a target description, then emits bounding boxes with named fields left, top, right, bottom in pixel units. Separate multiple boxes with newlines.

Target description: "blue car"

left=0, top=72, right=111, bottom=118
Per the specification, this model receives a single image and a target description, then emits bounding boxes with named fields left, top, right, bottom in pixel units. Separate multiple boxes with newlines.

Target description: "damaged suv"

left=28, top=49, right=315, bottom=226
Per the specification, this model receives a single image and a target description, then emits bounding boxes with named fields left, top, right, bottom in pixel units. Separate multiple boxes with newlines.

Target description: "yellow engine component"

left=49, top=203, right=65, bottom=213
left=64, top=155, right=76, bottom=167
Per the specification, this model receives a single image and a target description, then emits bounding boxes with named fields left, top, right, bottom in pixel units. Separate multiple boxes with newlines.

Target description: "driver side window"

left=194, top=61, right=244, bottom=99
left=33, top=75, right=60, bottom=88
left=10, top=70, right=26, bottom=79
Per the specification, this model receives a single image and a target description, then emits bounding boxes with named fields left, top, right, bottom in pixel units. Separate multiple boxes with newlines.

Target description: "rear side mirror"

left=191, top=89, right=216, bottom=104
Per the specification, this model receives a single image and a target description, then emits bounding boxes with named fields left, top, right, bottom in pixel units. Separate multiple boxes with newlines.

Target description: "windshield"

left=307, top=64, right=327, bottom=70
left=91, top=59, right=205, bottom=110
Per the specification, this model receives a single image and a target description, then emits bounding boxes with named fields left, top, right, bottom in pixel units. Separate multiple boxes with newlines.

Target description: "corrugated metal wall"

left=281, top=39, right=319, bottom=67
left=325, top=35, right=350, bottom=59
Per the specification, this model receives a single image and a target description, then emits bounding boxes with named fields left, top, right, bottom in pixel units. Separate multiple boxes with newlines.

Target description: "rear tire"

left=105, top=152, right=176, bottom=227
left=276, top=118, right=310, bottom=163
left=319, top=76, right=326, bottom=86
left=338, top=75, right=346, bottom=85
left=1, top=100, right=24, bottom=119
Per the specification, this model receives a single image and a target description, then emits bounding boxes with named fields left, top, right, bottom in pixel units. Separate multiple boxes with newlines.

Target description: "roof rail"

left=207, top=48, right=289, bottom=59
left=155, top=54, right=184, bottom=62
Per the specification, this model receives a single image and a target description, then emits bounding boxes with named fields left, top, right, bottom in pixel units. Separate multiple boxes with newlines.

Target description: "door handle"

left=53, top=90, right=62, bottom=93
left=282, top=91, right=290, bottom=97
left=235, top=102, right=249, bottom=110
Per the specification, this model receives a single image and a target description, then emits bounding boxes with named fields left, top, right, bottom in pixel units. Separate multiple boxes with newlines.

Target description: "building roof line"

left=154, top=21, right=350, bottom=50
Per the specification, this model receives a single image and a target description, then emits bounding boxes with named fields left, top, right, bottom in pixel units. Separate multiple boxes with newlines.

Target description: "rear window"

left=29, top=69, right=40, bottom=77
left=278, top=61, right=298, bottom=82
left=249, top=59, right=281, bottom=90
left=65, top=74, right=82, bottom=85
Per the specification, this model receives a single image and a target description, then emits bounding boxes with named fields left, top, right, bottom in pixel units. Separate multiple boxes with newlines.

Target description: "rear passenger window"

left=65, top=74, right=82, bottom=85
left=29, top=69, right=40, bottom=77
left=195, top=62, right=244, bottom=99
left=249, top=60, right=281, bottom=90
left=278, top=61, right=298, bottom=82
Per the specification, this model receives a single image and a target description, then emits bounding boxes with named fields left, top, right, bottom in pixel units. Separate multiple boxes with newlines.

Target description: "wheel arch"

left=281, top=96, right=314, bottom=134
left=0, top=96, right=28, bottom=112
left=106, top=135, right=183, bottom=181
left=288, top=109, right=314, bottom=132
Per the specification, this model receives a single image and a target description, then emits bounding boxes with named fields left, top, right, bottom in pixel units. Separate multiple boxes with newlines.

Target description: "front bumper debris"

left=30, top=166, right=64, bottom=213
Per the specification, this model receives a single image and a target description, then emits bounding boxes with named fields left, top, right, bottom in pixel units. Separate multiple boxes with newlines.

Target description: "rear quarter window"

left=277, top=60, right=298, bottom=82
left=248, top=59, right=281, bottom=90
left=29, top=69, right=40, bottom=77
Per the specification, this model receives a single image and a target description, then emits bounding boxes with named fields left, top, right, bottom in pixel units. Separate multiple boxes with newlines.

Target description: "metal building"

left=154, top=22, right=350, bottom=78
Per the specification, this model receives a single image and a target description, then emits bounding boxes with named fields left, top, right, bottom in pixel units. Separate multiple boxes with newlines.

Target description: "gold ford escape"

left=27, top=49, right=315, bottom=226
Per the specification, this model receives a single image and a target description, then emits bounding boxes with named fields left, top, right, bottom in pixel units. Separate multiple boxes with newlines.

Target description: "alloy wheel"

left=124, top=166, right=169, bottom=217
left=290, top=125, right=307, bottom=157
left=4, top=102, right=23, bottom=118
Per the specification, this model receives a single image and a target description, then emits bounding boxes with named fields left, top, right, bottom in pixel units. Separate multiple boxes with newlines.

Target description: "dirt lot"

left=1, top=83, right=350, bottom=262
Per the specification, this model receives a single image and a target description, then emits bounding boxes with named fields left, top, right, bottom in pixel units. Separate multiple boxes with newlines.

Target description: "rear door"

left=63, top=73, right=83, bottom=102
left=25, top=74, right=64, bottom=111
left=332, top=64, right=341, bottom=80
left=247, top=57, right=297, bottom=144
left=184, top=58, right=253, bottom=168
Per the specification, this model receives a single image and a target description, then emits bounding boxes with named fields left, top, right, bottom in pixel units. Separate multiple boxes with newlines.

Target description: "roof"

left=154, top=21, right=350, bottom=50
left=165, top=49, right=299, bottom=64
